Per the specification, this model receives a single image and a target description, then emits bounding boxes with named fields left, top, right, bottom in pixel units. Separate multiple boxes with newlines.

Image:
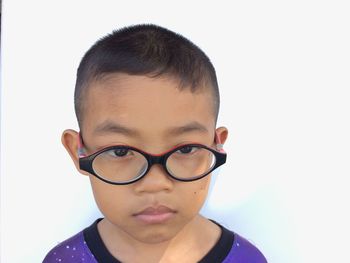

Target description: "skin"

left=62, top=73, right=228, bottom=262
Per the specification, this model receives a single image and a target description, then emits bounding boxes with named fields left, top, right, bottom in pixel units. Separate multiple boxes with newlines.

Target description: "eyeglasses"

left=78, top=133, right=227, bottom=185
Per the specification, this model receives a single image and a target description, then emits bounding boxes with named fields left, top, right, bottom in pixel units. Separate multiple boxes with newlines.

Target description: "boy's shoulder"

left=208, top=219, right=267, bottom=263
left=43, top=229, right=97, bottom=263
left=224, top=230, right=267, bottom=263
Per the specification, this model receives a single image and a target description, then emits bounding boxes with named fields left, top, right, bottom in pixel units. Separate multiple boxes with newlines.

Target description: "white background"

left=1, top=0, right=350, bottom=262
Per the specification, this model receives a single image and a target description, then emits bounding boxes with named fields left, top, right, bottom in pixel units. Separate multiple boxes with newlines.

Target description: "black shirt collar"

left=83, top=218, right=234, bottom=263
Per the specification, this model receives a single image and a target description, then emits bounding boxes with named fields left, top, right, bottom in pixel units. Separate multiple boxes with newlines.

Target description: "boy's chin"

left=127, top=221, right=185, bottom=244
left=127, top=215, right=204, bottom=245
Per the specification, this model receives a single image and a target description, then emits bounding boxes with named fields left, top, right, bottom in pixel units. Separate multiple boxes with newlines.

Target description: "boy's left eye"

left=176, top=146, right=198, bottom=154
left=112, top=148, right=129, bottom=157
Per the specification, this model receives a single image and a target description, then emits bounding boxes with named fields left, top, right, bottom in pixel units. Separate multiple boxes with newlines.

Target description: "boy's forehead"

left=90, top=73, right=205, bottom=95
left=82, top=73, right=216, bottom=137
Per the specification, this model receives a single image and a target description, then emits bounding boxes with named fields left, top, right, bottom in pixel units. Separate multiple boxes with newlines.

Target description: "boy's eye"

left=177, top=146, right=198, bottom=154
left=107, top=148, right=131, bottom=157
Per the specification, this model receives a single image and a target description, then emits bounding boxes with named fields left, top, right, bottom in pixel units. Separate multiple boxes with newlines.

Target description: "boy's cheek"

left=88, top=177, right=130, bottom=211
left=194, top=175, right=211, bottom=194
left=180, top=176, right=211, bottom=207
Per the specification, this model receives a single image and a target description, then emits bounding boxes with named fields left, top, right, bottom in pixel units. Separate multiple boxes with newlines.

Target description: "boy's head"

left=74, top=24, right=220, bottom=130
left=62, top=24, right=228, bottom=244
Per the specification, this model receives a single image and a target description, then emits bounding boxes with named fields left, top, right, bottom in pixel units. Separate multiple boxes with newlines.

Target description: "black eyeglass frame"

left=79, top=143, right=227, bottom=185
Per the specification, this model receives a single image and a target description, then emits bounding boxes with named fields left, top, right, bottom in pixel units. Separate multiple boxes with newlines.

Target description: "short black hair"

left=74, top=24, right=220, bottom=128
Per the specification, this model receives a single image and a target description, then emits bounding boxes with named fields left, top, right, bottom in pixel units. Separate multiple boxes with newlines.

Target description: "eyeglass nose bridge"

left=141, top=154, right=169, bottom=179
left=147, top=154, right=167, bottom=167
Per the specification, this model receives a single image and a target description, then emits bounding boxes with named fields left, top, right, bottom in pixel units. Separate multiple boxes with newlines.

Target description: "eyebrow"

left=166, top=121, right=209, bottom=136
left=93, top=121, right=139, bottom=136
left=93, top=120, right=208, bottom=137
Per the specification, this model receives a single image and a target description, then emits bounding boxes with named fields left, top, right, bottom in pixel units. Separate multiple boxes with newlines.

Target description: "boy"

left=43, top=24, right=267, bottom=263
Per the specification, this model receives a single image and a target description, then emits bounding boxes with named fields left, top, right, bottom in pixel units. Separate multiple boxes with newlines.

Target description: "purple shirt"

left=43, top=218, right=267, bottom=263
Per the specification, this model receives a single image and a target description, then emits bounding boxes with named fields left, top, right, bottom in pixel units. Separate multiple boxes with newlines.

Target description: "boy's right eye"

left=106, top=148, right=130, bottom=157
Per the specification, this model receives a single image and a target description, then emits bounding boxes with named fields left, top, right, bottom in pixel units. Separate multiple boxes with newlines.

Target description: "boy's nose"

left=134, top=164, right=174, bottom=194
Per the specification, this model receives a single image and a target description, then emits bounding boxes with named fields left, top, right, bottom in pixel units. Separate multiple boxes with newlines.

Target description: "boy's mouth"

left=133, top=205, right=177, bottom=224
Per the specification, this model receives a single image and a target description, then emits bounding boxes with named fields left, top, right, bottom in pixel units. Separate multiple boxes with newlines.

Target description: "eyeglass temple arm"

left=78, top=132, right=87, bottom=158
left=215, top=131, right=226, bottom=153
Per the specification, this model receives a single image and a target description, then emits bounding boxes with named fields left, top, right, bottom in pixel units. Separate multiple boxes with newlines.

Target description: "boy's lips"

left=133, top=205, right=177, bottom=224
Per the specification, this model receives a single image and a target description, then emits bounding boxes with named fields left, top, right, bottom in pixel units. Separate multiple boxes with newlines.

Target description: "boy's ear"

left=61, top=129, right=90, bottom=176
left=215, top=126, right=228, bottom=145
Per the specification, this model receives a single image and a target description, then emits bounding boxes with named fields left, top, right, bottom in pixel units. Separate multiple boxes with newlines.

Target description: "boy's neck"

left=97, top=215, right=221, bottom=263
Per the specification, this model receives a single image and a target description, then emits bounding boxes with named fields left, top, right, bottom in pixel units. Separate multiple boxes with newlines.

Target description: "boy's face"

left=63, top=73, right=228, bottom=244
